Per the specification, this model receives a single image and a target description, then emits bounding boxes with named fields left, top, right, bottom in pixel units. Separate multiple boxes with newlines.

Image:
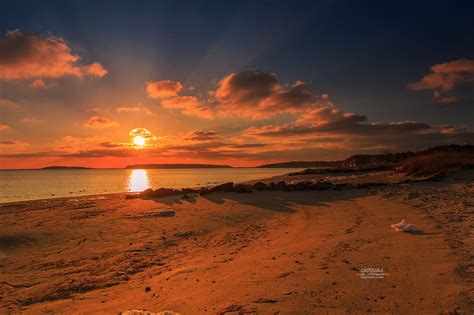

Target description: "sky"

left=0, top=0, right=473, bottom=168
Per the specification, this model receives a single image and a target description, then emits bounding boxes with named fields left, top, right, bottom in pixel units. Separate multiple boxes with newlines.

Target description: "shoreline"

left=0, top=167, right=308, bottom=204
left=0, top=168, right=422, bottom=205
left=1, top=170, right=473, bottom=313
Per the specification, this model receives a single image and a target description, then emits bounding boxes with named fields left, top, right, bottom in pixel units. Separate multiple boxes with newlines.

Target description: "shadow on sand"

left=144, top=189, right=371, bottom=213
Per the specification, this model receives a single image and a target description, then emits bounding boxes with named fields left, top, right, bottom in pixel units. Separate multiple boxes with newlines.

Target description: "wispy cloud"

left=83, top=116, right=119, bottom=128
left=116, top=106, right=153, bottom=115
left=0, top=123, right=10, bottom=132
left=408, top=59, right=474, bottom=105
left=183, top=130, right=219, bottom=141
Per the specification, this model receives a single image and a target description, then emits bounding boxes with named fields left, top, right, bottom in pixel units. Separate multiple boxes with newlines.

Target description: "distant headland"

left=41, top=166, right=94, bottom=170
left=125, top=163, right=232, bottom=169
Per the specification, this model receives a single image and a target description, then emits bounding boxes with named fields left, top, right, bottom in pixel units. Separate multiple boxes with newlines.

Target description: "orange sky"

left=1, top=28, right=473, bottom=169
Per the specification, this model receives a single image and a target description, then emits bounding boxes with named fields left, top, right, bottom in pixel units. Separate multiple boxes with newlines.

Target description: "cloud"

left=0, top=140, right=28, bottom=146
left=98, top=141, right=133, bottom=148
left=84, top=62, right=108, bottom=78
left=213, top=70, right=326, bottom=119
left=129, top=128, right=156, bottom=139
left=116, top=106, right=153, bottom=115
left=295, top=106, right=367, bottom=125
left=147, top=70, right=326, bottom=120
left=0, top=29, right=107, bottom=82
left=408, top=59, right=474, bottom=104
left=0, top=124, right=10, bottom=132
left=246, top=120, right=430, bottom=138
left=0, top=98, right=20, bottom=109
left=161, top=96, right=215, bottom=119
left=432, top=91, right=459, bottom=105
left=184, top=130, right=218, bottom=141
left=146, top=80, right=183, bottom=98
left=84, top=116, right=119, bottom=128
left=30, top=79, right=47, bottom=89
left=54, top=135, right=107, bottom=150
left=20, top=116, right=43, bottom=123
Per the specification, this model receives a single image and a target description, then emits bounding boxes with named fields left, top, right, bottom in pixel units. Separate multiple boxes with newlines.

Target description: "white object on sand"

left=390, top=219, right=416, bottom=232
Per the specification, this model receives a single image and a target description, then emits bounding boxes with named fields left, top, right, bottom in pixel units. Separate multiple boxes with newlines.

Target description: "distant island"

left=257, top=161, right=341, bottom=168
left=126, top=163, right=232, bottom=169
left=41, top=166, right=94, bottom=170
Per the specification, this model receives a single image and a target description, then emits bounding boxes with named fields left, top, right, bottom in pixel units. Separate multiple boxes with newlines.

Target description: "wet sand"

left=1, top=171, right=473, bottom=314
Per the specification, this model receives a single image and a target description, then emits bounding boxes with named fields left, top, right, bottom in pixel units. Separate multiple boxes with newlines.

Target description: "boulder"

left=199, top=187, right=210, bottom=195
left=149, top=188, right=180, bottom=198
left=181, top=188, right=198, bottom=194
left=252, top=182, right=268, bottom=191
left=275, top=181, right=288, bottom=190
left=332, top=183, right=351, bottom=190
left=310, top=181, right=333, bottom=190
left=289, top=182, right=308, bottom=191
left=233, top=184, right=253, bottom=193
left=209, top=182, right=234, bottom=192
left=139, top=188, right=154, bottom=197
left=145, top=209, right=176, bottom=218
left=268, top=182, right=278, bottom=190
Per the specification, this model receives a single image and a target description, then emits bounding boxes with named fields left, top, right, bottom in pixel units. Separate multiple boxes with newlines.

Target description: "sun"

left=133, top=136, right=146, bottom=147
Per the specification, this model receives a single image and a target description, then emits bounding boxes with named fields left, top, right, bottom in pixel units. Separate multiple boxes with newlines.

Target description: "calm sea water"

left=0, top=168, right=301, bottom=203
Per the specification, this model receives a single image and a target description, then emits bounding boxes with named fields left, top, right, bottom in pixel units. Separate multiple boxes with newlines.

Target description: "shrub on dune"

left=398, top=150, right=474, bottom=176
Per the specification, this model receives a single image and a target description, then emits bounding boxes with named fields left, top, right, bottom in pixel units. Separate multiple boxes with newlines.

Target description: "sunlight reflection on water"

left=127, top=169, right=151, bottom=192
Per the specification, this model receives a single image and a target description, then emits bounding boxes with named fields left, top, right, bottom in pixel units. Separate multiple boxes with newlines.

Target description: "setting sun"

left=133, top=136, right=146, bottom=147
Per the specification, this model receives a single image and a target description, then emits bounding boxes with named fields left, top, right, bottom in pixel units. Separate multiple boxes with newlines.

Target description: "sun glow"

left=127, top=169, right=151, bottom=192
left=133, top=136, right=146, bottom=147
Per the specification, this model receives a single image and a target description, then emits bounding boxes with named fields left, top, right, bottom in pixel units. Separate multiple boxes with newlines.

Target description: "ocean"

left=0, top=168, right=302, bottom=203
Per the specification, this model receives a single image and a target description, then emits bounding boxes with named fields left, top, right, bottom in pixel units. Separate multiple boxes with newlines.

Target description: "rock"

left=310, top=181, right=333, bottom=190
left=424, top=172, right=446, bottom=182
left=146, top=210, right=175, bottom=218
left=139, top=188, right=154, bottom=197
left=201, top=182, right=234, bottom=195
left=268, top=182, right=278, bottom=190
left=254, top=297, right=278, bottom=304
left=148, top=188, right=180, bottom=198
left=181, top=194, right=190, bottom=199
left=405, top=192, right=420, bottom=200
left=199, top=187, right=210, bottom=195
left=233, top=184, right=252, bottom=193
left=181, top=188, right=198, bottom=194
left=210, top=182, right=234, bottom=192
left=276, top=181, right=288, bottom=190
left=333, top=183, right=349, bottom=190
left=289, top=182, right=308, bottom=191
left=356, top=182, right=387, bottom=189
left=252, top=182, right=268, bottom=191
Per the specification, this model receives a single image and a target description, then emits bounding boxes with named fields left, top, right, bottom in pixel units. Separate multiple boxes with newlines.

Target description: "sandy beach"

left=1, top=170, right=473, bottom=314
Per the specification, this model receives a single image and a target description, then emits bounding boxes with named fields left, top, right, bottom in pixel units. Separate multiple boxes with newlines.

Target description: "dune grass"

left=398, top=151, right=474, bottom=176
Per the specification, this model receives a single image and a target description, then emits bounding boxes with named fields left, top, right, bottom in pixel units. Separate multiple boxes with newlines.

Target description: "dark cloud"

left=246, top=120, right=430, bottom=138
left=84, top=116, right=119, bottom=128
left=183, top=130, right=218, bottom=141
left=214, top=70, right=326, bottom=119
left=0, top=29, right=107, bottom=81
left=98, top=142, right=132, bottom=148
left=0, top=140, right=28, bottom=145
